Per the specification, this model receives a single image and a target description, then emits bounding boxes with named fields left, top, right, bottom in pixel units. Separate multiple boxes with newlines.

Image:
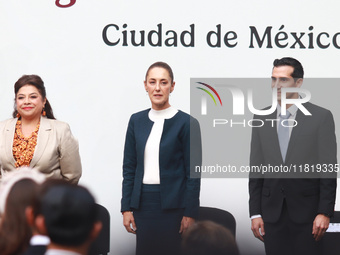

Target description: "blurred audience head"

left=181, top=220, right=239, bottom=255
left=36, top=181, right=102, bottom=254
left=0, top=167, right=46, bottom=214
left=0, top=167, right=46, bottom=255
left=26, top=179, right=71, bottom=236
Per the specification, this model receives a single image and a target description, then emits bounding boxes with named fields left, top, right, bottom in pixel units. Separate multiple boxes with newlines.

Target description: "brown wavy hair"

left=0, top=179, right=40, bottom=255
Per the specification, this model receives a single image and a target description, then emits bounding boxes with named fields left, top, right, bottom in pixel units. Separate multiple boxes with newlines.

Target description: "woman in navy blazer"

left=121, top=62, right=201, bottom=255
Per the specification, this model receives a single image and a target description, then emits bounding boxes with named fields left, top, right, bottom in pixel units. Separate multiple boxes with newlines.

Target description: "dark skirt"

left=133, top=184, right=184, bottom=255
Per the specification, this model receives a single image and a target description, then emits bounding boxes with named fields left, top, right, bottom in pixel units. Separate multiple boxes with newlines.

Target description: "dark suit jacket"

left=121, top=109, right=202, bottom=218
left=21, top=245, right=47, bottom=255
left=249, top=102, right=337, bottom=224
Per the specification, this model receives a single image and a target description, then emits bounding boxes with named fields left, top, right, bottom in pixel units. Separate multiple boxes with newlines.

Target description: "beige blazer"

left=0, top=116, right=82, bottom=184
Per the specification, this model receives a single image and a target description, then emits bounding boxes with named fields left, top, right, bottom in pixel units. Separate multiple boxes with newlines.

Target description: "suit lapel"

left=264, top=110, right=283, bottom=163
left=4, top=119, right=17, bottom=167
left=285, top=109, right=306, bottom=163
left=30, top=116, right=51, bottom=167
left=137, top=111, right=154, bottom=164
left=140, top=118, right=153, bottom=146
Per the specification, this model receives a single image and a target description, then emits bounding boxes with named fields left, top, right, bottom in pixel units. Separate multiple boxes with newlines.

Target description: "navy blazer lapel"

left=30, top=117, right=51, bottom=167
left=140, top=118, right=154, bottom=147
left=137, top=111, right=154, bottom=164
left=285, top=109, right=306, bottom=163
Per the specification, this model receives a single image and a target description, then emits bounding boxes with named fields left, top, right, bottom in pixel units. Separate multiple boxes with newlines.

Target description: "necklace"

left=12, top=120, right=40, bottom=167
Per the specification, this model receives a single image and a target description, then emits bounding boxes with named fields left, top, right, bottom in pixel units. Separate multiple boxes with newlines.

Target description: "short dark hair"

left=13, top=74, right=55, bottom=119
left=181, top=221, right=239, bottom=255
left=40, top=183, right=97, bottom=246
left=273, top=57, right=304, bottom=79
left=145, top=61, right=174, bottom=84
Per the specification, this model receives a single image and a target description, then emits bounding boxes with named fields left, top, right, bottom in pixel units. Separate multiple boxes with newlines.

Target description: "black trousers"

left=264, top=200, right=321, bottom=255
left=133, top=184, right=184, bottom=255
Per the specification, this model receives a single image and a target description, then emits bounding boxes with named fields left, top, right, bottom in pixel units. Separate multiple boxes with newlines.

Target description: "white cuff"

left=250, top=214, right=262, bottom=220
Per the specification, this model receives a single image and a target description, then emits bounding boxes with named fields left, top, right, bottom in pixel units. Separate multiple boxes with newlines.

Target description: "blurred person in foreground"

left=0, top=168, right=46, bottom=255
left=22, top=179, right=71, bottom=255
left=181, top=220, right=239, bottom=255
left=35, top=182, right=102, bottom=255
left=0, top=74, right=81, bottom=183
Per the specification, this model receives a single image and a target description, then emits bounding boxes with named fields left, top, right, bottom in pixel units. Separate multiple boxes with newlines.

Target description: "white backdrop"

left=1, top=1, right=340, bottom=254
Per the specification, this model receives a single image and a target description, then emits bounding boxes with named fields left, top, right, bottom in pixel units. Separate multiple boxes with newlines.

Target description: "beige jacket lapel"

left=30, top=116, right=51, bottom=167
left=4, top=118, right=17, bottom=167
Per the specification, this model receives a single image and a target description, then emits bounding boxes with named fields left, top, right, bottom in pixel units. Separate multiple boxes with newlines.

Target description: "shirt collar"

left=45, top=249, right=82, bottom=255
left=30, top=235, right=50, bottom=245
left=149, top=106, right=178, bottom=121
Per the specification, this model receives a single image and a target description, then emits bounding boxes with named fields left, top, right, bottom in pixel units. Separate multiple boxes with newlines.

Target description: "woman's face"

left=144, top=67, right=175, bottom=110
left=16, top=85, right=46, bottom=121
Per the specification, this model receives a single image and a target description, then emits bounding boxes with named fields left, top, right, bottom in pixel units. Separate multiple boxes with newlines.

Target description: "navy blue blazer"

left=121, top=109, right=202, bottom=218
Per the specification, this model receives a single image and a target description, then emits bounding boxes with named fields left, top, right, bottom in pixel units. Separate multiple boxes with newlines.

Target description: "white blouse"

left=143, top=106, right=178, bottom=184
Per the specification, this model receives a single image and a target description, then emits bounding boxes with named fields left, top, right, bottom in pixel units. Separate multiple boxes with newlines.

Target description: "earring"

left=42, top=108, right=46, bottom=116
left=16, top=113, right=20, bottom=118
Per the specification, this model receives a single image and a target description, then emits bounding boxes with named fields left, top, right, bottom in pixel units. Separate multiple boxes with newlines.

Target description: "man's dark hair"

left=273, top=57, right=304, bottom=79
left=40, top=183, right=97, bottom=246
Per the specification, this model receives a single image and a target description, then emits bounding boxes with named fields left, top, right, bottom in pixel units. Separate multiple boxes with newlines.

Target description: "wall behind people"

left=0, top=1, right=339, bottom=254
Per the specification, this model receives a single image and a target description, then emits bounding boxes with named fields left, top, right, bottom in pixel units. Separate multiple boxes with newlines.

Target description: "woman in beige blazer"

left=0, top=75, right=81, bottom=183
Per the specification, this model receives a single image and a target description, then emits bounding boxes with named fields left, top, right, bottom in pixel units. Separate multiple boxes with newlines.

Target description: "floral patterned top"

left=12, top=119, right=40, bottom=167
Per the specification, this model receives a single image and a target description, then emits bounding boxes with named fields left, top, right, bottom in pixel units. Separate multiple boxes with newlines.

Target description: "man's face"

left=271, top=65, right=302, bottom=103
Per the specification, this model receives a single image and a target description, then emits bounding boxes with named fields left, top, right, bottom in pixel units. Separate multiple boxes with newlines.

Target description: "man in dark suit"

left=249, top=57, right=337, bottom=255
